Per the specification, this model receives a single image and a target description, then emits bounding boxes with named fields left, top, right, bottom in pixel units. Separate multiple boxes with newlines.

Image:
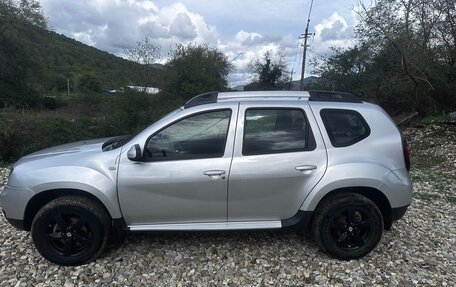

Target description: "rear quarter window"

left=320, top=109, right=370, bottom=147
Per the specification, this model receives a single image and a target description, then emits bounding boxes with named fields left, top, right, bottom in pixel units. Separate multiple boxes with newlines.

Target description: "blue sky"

left=40, top=0, right=360, bottom=87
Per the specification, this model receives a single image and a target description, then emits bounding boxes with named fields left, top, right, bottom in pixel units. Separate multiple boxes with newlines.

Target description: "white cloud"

left=312, top=12, right=356, bottom=55
left=42, top=0, right=218, bottom=54
left=220, top=30, right=299, bottom=87
left=41, top=1, right=358, bottom=86
left=169, top=13, right=197, bottom=39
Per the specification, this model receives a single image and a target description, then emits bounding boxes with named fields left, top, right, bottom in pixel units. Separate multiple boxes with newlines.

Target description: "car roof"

left=184, top=90, right=363, bottom=109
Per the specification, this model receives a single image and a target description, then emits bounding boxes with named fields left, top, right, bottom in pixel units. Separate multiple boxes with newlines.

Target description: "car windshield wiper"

left=102, top=135, right=130, bottom=151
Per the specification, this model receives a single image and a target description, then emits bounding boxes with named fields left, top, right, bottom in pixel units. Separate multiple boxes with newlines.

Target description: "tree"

left=310, top=45, right=371, bottom=94
left=0, top=0, right=47, bottom=107
left=163, top=44, right=232, bottom=100
left=78, top=74, right=101, bottom=92
left=312, top=0, right=456, bottom=114
left=123, top=37, right=162, bottom=65
left=0, top=0, right=46, bottom=35
left=123, top=37, right=162, bottom=91
left=245, top=51, right=291, bottom=91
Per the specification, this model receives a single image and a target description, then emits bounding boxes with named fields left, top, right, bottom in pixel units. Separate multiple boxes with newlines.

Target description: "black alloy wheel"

left=31, top=196, right=112, bottom=266
left=45, top=211, right=93, bottom=257
left=328, top=206, right=375, bottom=251
left=312, top=192, right=383, bottom=260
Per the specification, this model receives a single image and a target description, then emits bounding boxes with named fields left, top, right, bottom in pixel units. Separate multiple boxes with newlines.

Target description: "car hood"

left=15, top=138, right=110, bottom=167
left=8, top=137, right=123, bottom=190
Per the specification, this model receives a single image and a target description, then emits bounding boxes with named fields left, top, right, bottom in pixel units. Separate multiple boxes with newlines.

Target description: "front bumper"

left=0, top=185, right=35, bottom=230
left=2, top=210, right=26, bottom=230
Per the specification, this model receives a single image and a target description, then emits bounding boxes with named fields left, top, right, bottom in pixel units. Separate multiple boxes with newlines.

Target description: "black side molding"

left=281, top=210, right=313, bottom=230
left=184, top=92, right=219, bottom=108
left=112, top=217, right=129, bottom=247
left=308, top=90, right=363, bottom=103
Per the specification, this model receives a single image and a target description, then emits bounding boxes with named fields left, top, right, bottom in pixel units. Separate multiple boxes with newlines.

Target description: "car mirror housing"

left=127, top=144, right=142, bottom=161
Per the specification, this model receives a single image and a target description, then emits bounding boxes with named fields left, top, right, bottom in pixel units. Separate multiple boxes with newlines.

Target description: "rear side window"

left=320, top=109, right=370, bottom=147
left=243, top=108, right=315, bottom=155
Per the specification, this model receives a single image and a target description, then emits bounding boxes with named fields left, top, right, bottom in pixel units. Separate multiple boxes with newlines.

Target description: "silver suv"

left=1, top=91, right=412, bottom=265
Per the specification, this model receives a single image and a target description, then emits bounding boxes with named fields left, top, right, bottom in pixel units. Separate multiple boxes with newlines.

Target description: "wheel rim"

left=45, top=211, right=93, bottom=257
left=328, top=206, right=373, bottom=251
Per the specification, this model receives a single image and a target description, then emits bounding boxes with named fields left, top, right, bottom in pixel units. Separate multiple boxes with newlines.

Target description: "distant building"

left=108, top=86, right=160, bottom=95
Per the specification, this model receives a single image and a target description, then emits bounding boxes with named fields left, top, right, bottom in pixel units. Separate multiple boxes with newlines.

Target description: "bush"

left=0, top=111, right=91, bottom=161
left=78, top=74, right=101, bottom=92
left=39, top=96, right=65, bottom=110
left=0, top=91, right=182, bottom=162
left=98, top=90, right=181, bottom=137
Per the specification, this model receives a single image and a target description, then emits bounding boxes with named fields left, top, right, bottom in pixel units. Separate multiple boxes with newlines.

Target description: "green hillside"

left=0, top=19, right=162, bottom=107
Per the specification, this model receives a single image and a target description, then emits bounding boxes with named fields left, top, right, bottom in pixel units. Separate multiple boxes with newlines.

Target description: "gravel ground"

left=0, top=122, right=455, bottom=286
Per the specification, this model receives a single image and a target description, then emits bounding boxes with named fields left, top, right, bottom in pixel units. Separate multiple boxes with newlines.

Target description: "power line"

left=308, top=48, right=325, bottom=58
left=229, top=52, right=245, bottom=63
left=299, top=0, right=315, bottom=91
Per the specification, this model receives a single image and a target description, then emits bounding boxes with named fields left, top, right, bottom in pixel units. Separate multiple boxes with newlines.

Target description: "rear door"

left=228, top=101, right=327, bottom=221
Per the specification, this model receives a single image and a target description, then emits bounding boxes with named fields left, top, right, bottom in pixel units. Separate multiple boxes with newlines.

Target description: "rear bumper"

left=392, top=205, right=409, bottom=221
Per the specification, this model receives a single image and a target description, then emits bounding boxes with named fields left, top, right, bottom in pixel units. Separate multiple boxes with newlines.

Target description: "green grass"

left=414, top=193, right=442, bottom=202
left=411, top=170, right=456, bottom=204
left=420, top=114, right=449, bottom=124
left=412, top=154, right=445, bottom=169
left=411, top=170, right=456, bottom=183
left=414, top=193, right=456, bottom=204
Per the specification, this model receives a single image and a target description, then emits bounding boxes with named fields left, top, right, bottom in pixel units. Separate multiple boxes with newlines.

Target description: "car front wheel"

left=312, top=192, right=383, bottom=260
left=31, top=196, right=112, bottom=266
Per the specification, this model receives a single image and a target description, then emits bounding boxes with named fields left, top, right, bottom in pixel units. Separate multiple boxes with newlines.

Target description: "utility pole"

left=67, top=78, right=70, bottom=96
left=300, top=0, right=314, bottom=91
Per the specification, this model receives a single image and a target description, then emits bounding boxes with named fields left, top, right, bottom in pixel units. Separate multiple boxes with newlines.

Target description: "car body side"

left=302, top=101, right=412, bottom=212
left=0, top=99, right=412, bottom=231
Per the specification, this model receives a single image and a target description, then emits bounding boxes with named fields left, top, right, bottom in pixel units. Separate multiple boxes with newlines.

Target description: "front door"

left=228, top=102, right=327, bottom=221
left=118, top=105, right=238, bottom=225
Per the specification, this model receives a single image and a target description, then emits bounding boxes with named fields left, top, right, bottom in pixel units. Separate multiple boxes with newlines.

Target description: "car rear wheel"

left=312, top=192, right=383, bottom=260
left=31, top=196, right=111, bottom=266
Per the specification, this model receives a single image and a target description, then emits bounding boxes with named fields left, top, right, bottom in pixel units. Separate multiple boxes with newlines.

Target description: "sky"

left=40, top=0, right=360, bottom=87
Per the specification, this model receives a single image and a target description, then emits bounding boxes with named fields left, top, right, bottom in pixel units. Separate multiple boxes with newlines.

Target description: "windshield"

left=102, top=107, right=184, bottom=152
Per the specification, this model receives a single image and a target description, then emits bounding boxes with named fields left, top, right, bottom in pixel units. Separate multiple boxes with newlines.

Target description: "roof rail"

left=218, top=90, right=309, bottom=100
left=308, top=90, right=362, bottom=103
left=183, top=90, right=362, bottom=109
left=184, top=92, right=219, bottom=108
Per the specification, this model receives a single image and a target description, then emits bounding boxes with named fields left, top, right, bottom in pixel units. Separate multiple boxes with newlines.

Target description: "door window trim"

left=241, top=107, right=316, bottom=156
left=142, top=108, right=232, bottom=162
left=320, top=108, right=371, bottom=147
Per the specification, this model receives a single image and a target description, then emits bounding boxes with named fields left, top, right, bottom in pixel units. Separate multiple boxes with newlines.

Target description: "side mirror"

left=127, top=144, right=142, bottom=161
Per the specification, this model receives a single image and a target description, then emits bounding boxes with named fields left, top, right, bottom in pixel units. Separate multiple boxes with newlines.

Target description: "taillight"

left=402, top=139, right=411, bottom=172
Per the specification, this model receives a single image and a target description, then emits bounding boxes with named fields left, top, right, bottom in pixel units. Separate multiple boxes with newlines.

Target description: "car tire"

left=31, top=196, right=112, bottom=266
left=311, top=192, right=383, bottom=260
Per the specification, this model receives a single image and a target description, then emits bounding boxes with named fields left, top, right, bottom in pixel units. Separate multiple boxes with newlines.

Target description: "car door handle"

left=203, top=170, right=226, bottom=179
left=295, top=165, right=317, bottom=172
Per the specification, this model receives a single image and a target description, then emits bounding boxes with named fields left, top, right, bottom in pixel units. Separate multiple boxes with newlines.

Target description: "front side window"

left=144, top=110, right=231, bottom=161
left=243, top=108, right=314, bottom=155
left=320, top=109, right=370, bottom=147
